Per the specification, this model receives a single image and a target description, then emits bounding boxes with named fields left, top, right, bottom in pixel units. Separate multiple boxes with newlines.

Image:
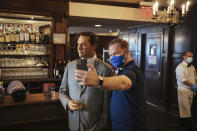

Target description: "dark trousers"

left=191, top=95, right=197, bottom=121
left=179, top=117, right=194, bottom=131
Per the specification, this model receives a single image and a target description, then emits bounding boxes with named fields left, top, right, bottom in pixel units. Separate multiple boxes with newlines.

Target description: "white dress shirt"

left=176, top=61, right=196, bottom=90
left=87, top=54, right=97, bottom=71
left=176, top=61, right=196, bottom=117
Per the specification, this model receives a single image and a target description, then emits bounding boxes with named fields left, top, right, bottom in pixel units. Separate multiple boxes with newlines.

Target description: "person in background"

left=75, top=39, right=146, bottom=131
left=59, top=32, right=112, bottom=131
left=175, top=51, right=197, bottom=131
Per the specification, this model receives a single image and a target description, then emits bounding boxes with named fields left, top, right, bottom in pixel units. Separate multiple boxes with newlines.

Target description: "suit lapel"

left=94, top=58, right=100, bottom=72
left=80, top=58, right=100, bottom=95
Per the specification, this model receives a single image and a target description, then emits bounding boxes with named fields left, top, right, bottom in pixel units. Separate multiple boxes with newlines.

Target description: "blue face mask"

left=186, top=57, right=193, bottom=64
left=110, top=53, right=127, bottom=68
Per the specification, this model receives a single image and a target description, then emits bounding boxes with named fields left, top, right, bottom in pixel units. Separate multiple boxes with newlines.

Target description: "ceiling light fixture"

left=95, top=24, right=102, bottom=27
left=153, top=0, right=191, bottom=25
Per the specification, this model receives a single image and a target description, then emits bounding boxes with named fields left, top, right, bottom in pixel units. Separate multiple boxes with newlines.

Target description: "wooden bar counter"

left=0, top=93, right=68, bottom=131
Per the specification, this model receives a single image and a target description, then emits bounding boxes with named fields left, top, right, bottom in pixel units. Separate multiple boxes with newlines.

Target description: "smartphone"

left=76, top=58, right=88, bottom=71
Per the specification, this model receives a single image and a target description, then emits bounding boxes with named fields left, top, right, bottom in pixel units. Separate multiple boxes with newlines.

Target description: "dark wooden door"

left=144, top=33, right=162, bottom=106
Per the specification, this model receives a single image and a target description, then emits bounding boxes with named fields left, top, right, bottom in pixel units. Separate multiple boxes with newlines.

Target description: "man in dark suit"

left=59, top=32, right=112, bottom=131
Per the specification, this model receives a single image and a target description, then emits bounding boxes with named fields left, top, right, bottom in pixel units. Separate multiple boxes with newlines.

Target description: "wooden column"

left=53, top=14, right=68, bottom=62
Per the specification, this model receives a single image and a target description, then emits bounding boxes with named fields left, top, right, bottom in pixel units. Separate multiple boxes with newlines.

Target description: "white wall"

left=69, top=2, right=153, bottom=22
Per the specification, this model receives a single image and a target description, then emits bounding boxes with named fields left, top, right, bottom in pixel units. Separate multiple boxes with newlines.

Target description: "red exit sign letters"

left=141, top=6, right=154, bottom=18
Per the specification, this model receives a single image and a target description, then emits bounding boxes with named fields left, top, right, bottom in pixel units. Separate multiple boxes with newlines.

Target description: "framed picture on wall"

left=53, top=33, right=66, bottom=44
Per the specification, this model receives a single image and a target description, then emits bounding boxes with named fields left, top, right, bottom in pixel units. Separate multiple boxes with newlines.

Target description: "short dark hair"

left=78, top=32, right=99, bottom=46
left=108, top=39, right=129, bottom=50
left=184, top=51, right=193, bottom=56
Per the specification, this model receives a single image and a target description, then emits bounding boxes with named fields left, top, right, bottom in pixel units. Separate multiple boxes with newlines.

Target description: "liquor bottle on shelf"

left=58, top=60, right=63, bottom=79
left=23, top=44, right=28, bottom=55
left=30, top=26, right=35, bottom=44
left=44, top=33, right=48, bottom=44
left=35, top=26, right=40, bottom=44
left=5, top=29, right=11, bottom=43
left=15, top=24, right=22, bottom=43
left=0, top=30, right=5, bottom=43
left=54, top=62, right=59, bottom=79
left=0, top=23, right=5, bottom=43
left=40, top=32, right=44, bottom=44
left=24, top=28, right=30, bottom=43
left=15, top=29, right=20, bottom=43
left=0, top=23, right=3, bottom=33
left=10, top=26, right=16, bottom=44
left=43, top=32, right=50, bottom=44
left=20, top=25, right=25, bottom=43
left=46, top=33, right=50, bottom=44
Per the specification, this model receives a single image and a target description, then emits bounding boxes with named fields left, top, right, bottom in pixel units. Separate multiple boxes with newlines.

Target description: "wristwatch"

left=98, top=76, right=103, bottom=88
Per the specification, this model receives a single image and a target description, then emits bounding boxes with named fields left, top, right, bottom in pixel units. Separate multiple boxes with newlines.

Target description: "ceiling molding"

left=70, top=0, right=139, bottom=8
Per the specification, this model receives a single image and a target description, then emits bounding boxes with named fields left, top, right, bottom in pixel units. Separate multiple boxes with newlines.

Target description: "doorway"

left=143, top=33, right=162, bottom=106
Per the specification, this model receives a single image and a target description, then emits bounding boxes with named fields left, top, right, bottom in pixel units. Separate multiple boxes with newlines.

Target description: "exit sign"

left=139, top=1, right=154, bottom=18
left=141, top=6, right=154, bottom=18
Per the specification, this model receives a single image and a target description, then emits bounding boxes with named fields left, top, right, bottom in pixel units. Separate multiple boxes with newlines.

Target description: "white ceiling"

left=68, top=16, right=152, bottom=34
left=68, top=0, right=192, bottom=34
left=71, top=0, right=190, bottom=8
left=71, top=0, right=168, bottom=6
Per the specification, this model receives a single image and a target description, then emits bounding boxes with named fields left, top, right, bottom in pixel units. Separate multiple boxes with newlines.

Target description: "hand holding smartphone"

left=76, top=58, right=88, bottom=71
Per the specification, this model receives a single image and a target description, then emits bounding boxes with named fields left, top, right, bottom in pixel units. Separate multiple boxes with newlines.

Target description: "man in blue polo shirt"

left=75, top=39, right=146, bottom=131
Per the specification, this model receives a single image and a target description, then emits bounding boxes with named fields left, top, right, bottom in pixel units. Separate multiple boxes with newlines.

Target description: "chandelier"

left=152, top=0, right=191, bottom=25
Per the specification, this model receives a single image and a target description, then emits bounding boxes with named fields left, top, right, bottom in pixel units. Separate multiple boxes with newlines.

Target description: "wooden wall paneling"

left=97, top=36, right=115, bottom=60
left=53, top=15, right=68, bottom=62
left=123, top=25, right=170, bottom=109
left=165, top=26, right=175, bottom=111
left=192, top=24, right=197, bottom=67
left=144, top=33, right=162, bottom=106
left=160, top=28, right=169, bottom=110
left=162, top=28, right=168, bottom=53
left=167, top=24, right=194, bottom=113
left=174, top=28, right=189, bottom=54
left=50, top=17, right=55, bottom=79
left=160, top=56, right=167, bottom=109
left=157, top=29, right=166, bottom=109
left=139, top=33, right=146, bottom=73
left=190, top=2, right=197, bottom=121
left=192, top=26, right=197, bottom=120
left=0, top=102, right=67, bottom=131
left=64, top=20, right=71, bottom=60
left=69, top=34, right=79, bottom=60
left=168, top=57, right=183, bottom=114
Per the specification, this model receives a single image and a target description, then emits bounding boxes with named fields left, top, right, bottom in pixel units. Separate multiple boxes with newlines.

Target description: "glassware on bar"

left=1, top=67, right=49, bottom=79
